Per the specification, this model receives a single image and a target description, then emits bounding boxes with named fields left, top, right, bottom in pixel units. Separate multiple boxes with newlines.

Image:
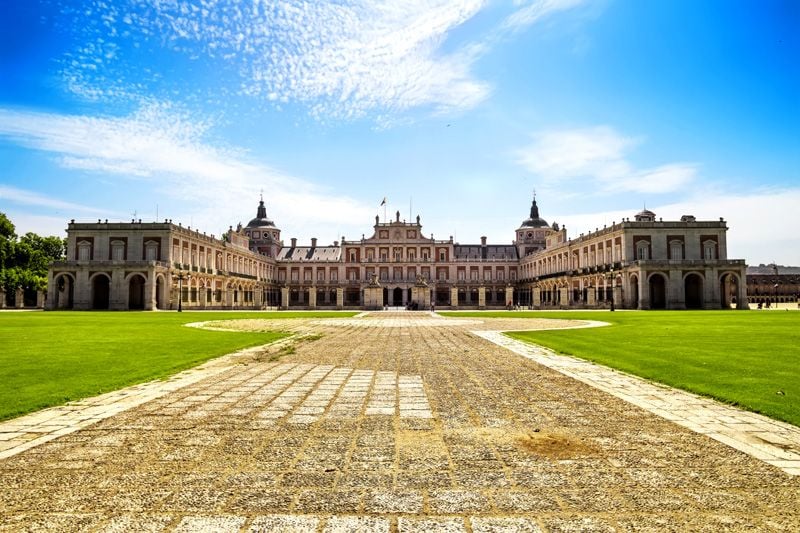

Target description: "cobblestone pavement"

left=1, top=313, right=799, bottom=531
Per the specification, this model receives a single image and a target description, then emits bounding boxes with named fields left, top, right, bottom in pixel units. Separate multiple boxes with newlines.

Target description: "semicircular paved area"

left=1, top=312, right=798, bottom=532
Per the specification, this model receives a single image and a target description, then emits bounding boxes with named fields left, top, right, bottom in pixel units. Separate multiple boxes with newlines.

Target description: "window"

left=458, top=270, right=465, bottom=281
left=497, top=270, right=505, bottom=281
left=408, top=251, right=416, bottom=261
left=636, top=242, right=649, bottom=260
left=78, top=241, right=92, bottom=261
left=253, top=231, right=260, bottom=239
left=349, top=250, right=357, bottom=262
left=145, top=241, right=159, bottom=261
left=439, top=250, right=446, bottom=261
left=670, top=241, right=683, bottom=261
left=111, top=240, right=125, bottom=261
left=470, top=270, right=478, bottom=281
left=422, top=251, right=429, bottom=261
left=317, top=270, right=325, bottom=281
left=438, top=270, right=446, bottom=281
left=703, top=241, right=716, bottom=260
left=330, top=270, right=338, bottom=281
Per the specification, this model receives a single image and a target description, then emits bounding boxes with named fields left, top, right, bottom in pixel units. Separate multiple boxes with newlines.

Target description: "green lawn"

left=440, top=310, right=800, bottom=427
left=0, top=310, right=356, bottom=421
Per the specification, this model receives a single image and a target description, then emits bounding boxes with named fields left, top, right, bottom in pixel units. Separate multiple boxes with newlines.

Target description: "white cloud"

left=0, top=185, right=110, bottom=215
left=505, top=0, right=588, bottom=30
left=62, top=0, right=498, bottom=119
left=0, top=104, right=376, bottom=241
left=515, top=126, right=697, bottom=194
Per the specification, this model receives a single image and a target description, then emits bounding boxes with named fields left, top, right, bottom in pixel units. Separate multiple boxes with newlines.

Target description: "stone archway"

left=128, top=274, right=146, bottom=310
left=156, top=276, right=165, bottom=309
left=393, top=287, right=403, bottom=306
left=54, top=273, right=75, bottom=309
left=684, top=273, right=704, bottom=309
left=91, top=274, right=110, bottom=310
left=720, top=272, right=740, bottom=309
left=649, top=274, right=667, bottom=309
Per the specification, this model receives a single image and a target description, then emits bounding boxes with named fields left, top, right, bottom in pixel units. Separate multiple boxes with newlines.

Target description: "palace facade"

left=46, top=196, right=749, bottom=311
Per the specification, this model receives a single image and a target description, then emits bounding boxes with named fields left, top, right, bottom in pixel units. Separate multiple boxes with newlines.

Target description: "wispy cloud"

left=0, top=185, right=110, bottom=215
left=0, top=103, right=376, bottom=237
left=515, top=126, right=697, bottom=194
left=504, top=0, right=588, bottom=30
left=58, top=0, right=590, bottom=122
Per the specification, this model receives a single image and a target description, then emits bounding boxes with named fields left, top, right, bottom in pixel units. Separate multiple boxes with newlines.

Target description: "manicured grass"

left=0, top=310, right=357, bottom=421
left=440, top=310, right=800, bottom=427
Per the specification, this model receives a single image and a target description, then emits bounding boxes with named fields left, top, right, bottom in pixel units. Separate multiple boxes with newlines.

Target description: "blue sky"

left=1, top=0, right=798, bottom=264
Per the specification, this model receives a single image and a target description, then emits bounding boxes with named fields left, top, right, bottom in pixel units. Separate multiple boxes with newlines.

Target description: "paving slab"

left=0, top=312, right=798, bottom=531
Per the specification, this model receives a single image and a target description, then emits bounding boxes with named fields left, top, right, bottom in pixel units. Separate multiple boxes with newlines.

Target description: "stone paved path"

left=1, top=313, right=799, bottom=531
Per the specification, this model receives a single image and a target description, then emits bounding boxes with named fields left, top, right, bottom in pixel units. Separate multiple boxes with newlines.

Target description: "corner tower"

left=515, top=193, right=555, bottom=257
left=243, top=195, right=282, bottom=257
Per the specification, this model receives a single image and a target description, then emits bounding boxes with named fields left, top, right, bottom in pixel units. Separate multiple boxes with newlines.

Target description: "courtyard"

left=1, top=312, right=799, bottom=531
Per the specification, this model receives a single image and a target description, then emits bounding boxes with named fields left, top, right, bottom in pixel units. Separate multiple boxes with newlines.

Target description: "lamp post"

left=772, top=264, right=779, bottom=309
left=177, top=272, right=190, bottom=312
left=608, top=268, right=615, bottom=311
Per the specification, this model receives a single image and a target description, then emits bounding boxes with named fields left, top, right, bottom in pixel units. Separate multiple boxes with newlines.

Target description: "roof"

left=277, top=246, right=341, bottom=262
left=246, top=199, right=275, bottom=228
left=520, top=197, right=549, bottom=228
left=747, top=265, right=800, bottom=276
left=453, top=245, right=519, bottom=261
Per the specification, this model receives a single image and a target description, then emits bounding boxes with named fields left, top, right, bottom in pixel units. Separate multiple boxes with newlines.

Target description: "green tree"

left=0, top=213, right=65, bottom=296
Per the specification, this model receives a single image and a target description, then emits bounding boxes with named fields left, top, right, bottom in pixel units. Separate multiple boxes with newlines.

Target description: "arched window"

left=636, top=241, right=650, bottom=261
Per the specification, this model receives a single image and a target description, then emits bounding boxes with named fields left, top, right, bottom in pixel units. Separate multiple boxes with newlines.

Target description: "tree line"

left=0, top=213, right=65, bottom=303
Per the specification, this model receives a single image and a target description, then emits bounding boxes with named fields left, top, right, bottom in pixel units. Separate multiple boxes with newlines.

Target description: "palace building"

left=46, top=195, right=749, bottom=311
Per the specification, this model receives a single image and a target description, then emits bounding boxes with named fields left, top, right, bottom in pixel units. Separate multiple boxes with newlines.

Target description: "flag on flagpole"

left=380, top=197, right=387, bottom=206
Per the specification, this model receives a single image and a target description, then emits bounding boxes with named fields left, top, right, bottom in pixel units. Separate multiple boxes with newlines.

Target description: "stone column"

left=110, top=270, right=126, bottom=310
left=532, top=286, right=541, bottom=309
left=45, top=271, right=56, bottom=310
left=478, top=286, right=486, bottom=309
left=15, top=287, right=24, bottom=308
left=336, top=287, right=344, bottom=309
left=450, top=287, right=459, bottom=309
left=559, top=287, right=569, bottom=308
left=505, top=286, right=514, bottom=308
left=586, top=287, right=596, bottom=306
left=705, top=268, right=718, bottom=309
left=75, top=270, right=91, bottom=310
left=144, top=272, right=157, bottom=311
left=280, top=286, right=289, bottom=309
left=613, top=286, right=622, bottom=310
left=638, top=273, right=649, bottom=310
left=309, top=286, right=317, bottom=309
left=37, top=290, right=46, bottom=309
left=669, top=270, right=685, bottom=310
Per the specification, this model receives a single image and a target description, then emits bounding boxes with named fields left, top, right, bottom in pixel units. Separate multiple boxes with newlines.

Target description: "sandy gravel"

left=1, top=312, right=797, bottom=531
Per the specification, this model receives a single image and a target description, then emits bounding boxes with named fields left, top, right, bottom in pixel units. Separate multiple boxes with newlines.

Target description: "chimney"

left=481, top=236, right=487, bottom=246
left=311, top=237, right=317, bottom=248
left=291, top=238, right=297, bottom=248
